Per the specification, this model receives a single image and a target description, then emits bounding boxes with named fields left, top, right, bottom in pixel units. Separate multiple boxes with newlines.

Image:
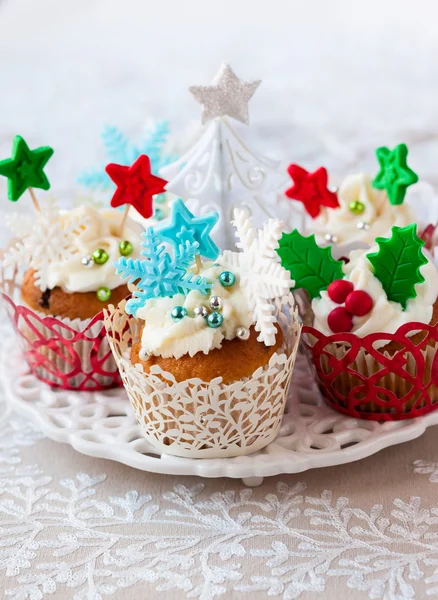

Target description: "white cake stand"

left=3, top=342, right=438, bottom=486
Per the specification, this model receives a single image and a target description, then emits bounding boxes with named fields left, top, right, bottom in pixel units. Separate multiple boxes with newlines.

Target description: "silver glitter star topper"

left=189, top=63, right=261, bottom=126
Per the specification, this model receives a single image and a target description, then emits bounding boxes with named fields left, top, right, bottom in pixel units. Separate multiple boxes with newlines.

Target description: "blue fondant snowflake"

left=78, top=121, right=176, bottom=192
left=115, top=227, right=212, bottom=316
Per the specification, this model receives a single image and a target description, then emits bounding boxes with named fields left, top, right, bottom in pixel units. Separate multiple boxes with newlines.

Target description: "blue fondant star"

left=158, top=198, right=219, bottom=259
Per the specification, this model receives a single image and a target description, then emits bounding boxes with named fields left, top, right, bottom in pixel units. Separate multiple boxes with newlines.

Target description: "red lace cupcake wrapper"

left=0, top=277, right=122, bottom=391
left=302, top=321, right=438, bottom=421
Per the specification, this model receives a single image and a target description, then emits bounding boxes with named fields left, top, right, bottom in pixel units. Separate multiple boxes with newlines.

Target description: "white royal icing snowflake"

left=221, top=208, right=295, bottom=346
left=4, top=202, right=85, bottom=291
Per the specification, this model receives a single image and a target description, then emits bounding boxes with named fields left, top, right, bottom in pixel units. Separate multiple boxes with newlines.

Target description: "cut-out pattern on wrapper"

left=303, top=320, right=438, bottom=420
left=0, top=267, right=122, bottom=390
left=104, top=295, right=301, bottom=458
left=6, top=343, right=438, bottom=478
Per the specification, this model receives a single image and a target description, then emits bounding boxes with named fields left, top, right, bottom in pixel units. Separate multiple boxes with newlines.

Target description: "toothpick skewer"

left=195, top=255, right=203, bottom=274
left=118, top=205, right=130, bottom=238
left=28, top=188, right=41, bottom=213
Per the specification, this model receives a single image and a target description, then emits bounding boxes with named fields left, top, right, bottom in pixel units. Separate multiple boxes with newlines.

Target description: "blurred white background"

left=0, top=0, right=437, bottom=198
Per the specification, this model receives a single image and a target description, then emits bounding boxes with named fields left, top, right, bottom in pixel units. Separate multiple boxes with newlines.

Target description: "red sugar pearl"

left=327, top=280, right=354, bottom=304
left=327, top=307, right=353, bottom=333
left=345, top=290, right=373, bottom=317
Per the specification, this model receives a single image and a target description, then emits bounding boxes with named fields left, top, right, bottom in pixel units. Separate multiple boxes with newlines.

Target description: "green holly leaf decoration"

left=366, top=224, right=427, bottom=310
left=372, top=143, right=418, bottom=205
left=277, top=230, right=344, bottom=300
left=0, top=135, right=54, bottom=201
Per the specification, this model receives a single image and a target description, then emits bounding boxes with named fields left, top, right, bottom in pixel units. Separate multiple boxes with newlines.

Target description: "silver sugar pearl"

left=357, top=221, right=370, bottom=230
left=236, top=326, right=250, bottom=340
left=194, top=305, right=208, bottom=319
left=81, top=255, right=94, bottom=269
left=209, top=295, right=223, bottom=311
left=324, top=233, right=338, bottom=244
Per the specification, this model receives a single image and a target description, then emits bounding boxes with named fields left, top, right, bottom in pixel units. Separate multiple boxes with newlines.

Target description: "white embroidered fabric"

left=1, top=394, right=438, bottom=600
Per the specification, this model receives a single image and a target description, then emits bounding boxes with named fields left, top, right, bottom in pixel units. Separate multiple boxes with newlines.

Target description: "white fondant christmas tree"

left=160, top=64, right=287, bottom=249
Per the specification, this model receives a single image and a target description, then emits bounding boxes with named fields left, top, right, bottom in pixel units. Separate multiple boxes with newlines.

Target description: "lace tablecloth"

left=3, top=366, right=438, bottom=600
left=2, top=1, right=438, bottom=598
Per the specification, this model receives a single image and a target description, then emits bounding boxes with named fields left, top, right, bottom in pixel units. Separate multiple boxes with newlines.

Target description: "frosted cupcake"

left=2, top=204, right=142, bottom=389
left=105, top=200, right=301, bottom=458
left=311, top=172, right=416, bottom=247
left=16, top=205, right=141, bottom=319
left=277, top=225, right=438, bottom=420
left=285, top=144, right=419, bottom=249
left=0, top=135, right=143, bottom=389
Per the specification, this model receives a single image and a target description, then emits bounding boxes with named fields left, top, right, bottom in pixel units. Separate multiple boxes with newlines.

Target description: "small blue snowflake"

left=78, top=121, right=176, bottom=192
left=115, top=227, right=212, bottom=316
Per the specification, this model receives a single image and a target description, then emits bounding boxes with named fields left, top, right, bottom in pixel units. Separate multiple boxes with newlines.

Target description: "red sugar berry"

left=345, top=290, right=373, bottom=317
left=327, top=280, right=354, bottom=304
left=327, top=307, right=353, bottom=333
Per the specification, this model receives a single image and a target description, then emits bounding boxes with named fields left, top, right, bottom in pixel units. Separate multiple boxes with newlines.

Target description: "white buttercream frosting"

left=311, top=173, right=417, bottom=247
left=46, top=206, right=143, bottom=293
left=136, top=263, right=253, bottom=359
left=312, top=246, right=438, bottom=339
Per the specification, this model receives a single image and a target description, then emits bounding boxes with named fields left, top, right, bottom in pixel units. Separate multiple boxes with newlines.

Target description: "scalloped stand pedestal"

left=3, top=342, right=438, bottom=487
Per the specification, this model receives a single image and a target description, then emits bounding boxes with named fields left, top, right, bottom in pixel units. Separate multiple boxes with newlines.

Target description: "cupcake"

left=0, top=135, right=166, bottom=390
left=277, top=224, right=438, bottom=420
left=105, top=200, right=301, bottom=458
left=17, top=205, right=140, bottom=319
left=2, top=204, right=143, bottom=389
left=284, top=144, right=422, bottom=251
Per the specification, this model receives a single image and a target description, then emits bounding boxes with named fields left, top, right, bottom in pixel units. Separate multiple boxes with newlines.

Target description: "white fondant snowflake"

left=4, top=203, right=85, bottom=291
left=222, top=208, right=294, bottom=345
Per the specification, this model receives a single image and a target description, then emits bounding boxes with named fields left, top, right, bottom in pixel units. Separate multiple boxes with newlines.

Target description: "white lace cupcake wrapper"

left=104, top=295, right=302, bottom=458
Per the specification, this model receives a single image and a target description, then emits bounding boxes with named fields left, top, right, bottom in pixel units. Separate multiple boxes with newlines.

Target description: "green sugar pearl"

left=219, top=271, right=235, bottom=287
left=119, top=240, right=133, bottom=256
left=92, top=248, right=109, bottom=265
left=348, top=200, right=365, bottom=215
left=96, top=287, right=111, bottom=302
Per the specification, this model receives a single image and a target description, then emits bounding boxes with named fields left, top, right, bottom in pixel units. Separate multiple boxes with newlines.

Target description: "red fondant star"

left=105, top=155, right=167, bottom=219
left=285, top=164, right=339, bottom=219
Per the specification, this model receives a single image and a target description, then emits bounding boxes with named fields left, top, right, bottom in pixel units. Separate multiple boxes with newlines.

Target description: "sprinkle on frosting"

left=4, top=204, right=143, bottom=293
left=115, top=203, right=293, bottom=357
left=311, top=173, right=416, bottom=247
left=48, top=206, right=143, bottom=293
left=136, top=263, right=253, bottom=359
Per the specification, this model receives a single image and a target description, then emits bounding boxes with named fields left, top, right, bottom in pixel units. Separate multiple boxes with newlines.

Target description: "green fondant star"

left=372, top=143, right=418, bottom=205
left=0, top=135, right=54, bottom=201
